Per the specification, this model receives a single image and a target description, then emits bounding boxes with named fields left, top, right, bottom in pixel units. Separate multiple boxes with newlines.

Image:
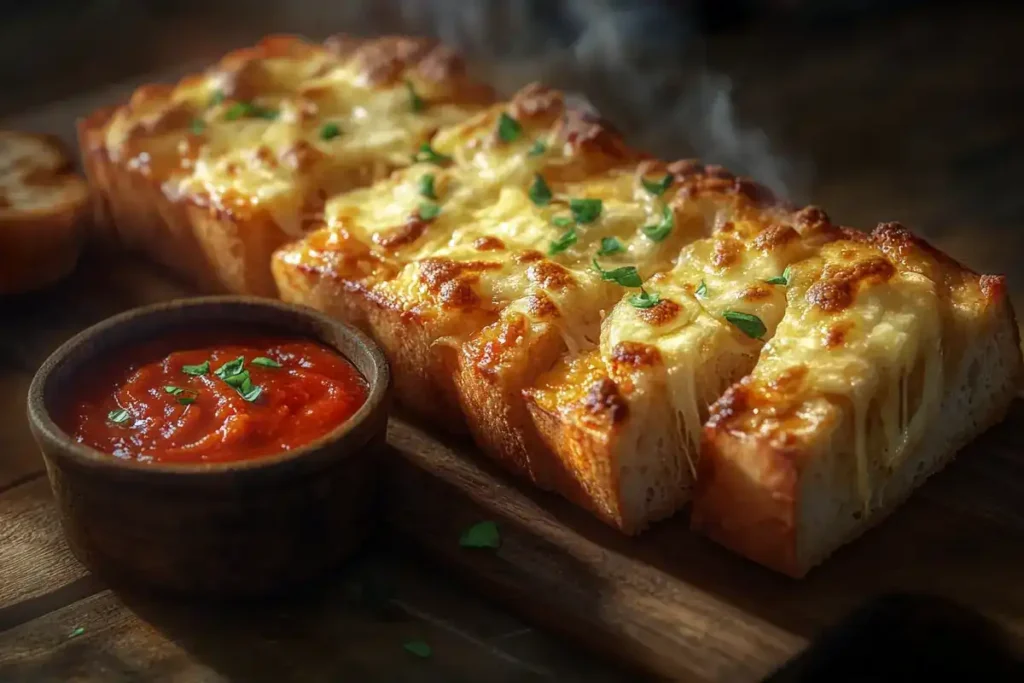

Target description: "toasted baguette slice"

left=0, top=131, right=89, bottom=294
left=79, top=34, right=493, bottom=296
left=691, top=223, right=1022, bottom=577
left=523, top=202, right=840, bottom=532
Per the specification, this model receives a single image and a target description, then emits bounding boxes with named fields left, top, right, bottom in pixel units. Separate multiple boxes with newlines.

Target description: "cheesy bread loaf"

left=84, top=36, right=1022, bottom=575
left=0, top=131, right=89, bottom=295
left=78, top=35, right=494, bottom=296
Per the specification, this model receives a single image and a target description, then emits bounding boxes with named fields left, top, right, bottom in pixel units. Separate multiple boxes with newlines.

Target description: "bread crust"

left=0, top=131, right=89, bottom=294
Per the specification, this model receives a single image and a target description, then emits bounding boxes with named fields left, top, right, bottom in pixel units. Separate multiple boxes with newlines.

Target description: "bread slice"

left=79, top=34, right=493, bottom=296
left=273, top=83, right=673, bottom=430
left=523, top=200, right=840, bottom=532
left=691, top=223, right=1022, bottom=577
left=0, top=131, right=89, bottom=294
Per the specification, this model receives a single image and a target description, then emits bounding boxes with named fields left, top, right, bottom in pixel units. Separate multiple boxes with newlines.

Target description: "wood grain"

left=0, top=478, right=95, bottom=615
left=0, top=554, right=626, bottom=683
left=384, top=410, right=1024, bottom=681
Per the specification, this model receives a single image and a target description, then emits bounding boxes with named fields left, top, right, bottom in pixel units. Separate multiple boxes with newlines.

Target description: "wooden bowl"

left=27, top=296, right=390, bottom=598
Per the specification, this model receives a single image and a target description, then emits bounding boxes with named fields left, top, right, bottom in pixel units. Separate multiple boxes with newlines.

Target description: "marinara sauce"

left=61, top=335, right=368, bottom=465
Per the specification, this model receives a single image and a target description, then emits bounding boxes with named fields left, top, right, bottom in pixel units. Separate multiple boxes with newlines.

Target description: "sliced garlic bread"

left=79, top=34, right=494, bottom=296
left=692, top=223, right=1021, bottom=576
left=524, top=201, right=840, bottom=531
left=0, top=131, right=89, bottom=295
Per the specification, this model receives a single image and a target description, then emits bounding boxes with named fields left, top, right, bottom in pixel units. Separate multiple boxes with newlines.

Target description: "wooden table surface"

left=2, top=2, right=1023, bottom=682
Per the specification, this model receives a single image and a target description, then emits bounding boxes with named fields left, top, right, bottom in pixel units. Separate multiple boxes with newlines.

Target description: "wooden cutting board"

left=8, top=251, right=1021, bottom=682
left=384, top=401, right=1024, bottom=681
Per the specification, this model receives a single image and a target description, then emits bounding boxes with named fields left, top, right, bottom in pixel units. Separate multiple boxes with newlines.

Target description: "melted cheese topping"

left=749, top=240, right=944, bottom=508
left=102, top=37, right=490, bottom=236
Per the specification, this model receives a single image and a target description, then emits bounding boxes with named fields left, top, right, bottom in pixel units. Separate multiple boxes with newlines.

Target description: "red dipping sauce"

left=61, top=335, right=368, bottom=465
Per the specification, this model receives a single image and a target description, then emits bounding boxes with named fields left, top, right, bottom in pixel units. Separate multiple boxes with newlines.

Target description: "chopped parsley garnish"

left=597, top=237, right=624, bottom=256
left=418, top=201, right=441, bottom=221
left=320, top=122, right=341, bottom=141
left=497, top=112, right=523, bottom=143
left=403, top=640, right=433, bottom=658
left=418, top=173, right=437, bottom=200
left=724, top=311, right=767, bottom=339
left=181, top=361, right=210, bottom=376
left=406, top=80, right=425, bottom=112
left=529, top=173, right=552, bottom=207
left=107, top=409, right=130, bottom=424
left=551, top=216, right=573, bottom=228
left=629, top=288, right=661, bottom=309
left=68, top=627, right=85, bottom=639
left=164, top=385, right=198, bottom=406
left=189, top=119, right=206, bottom=135
left=764, top=266, right=792, bottom=286
left=208, top=90, right=225, bottom=107
left=413, top=142, right=451, bottom=165
left=528, top=139, right=547, bottom=157
left=251, top=357, right=282, bottom=368
left=696, top=280, right=708, bottom=298
left=215, top=356, right=245, bottom=379
left=641, top=173, right=673, bottom=196
left=214, top=356, right=263, bottom=402
left=548, top=228, right=577, bottom=255
left=459, top=521, right=501, bottom=549
left=239, top=384, right=262, bottom=402
left=570, top=198, right=603, bottom=224
left=224, top=101, right=279, bottom=121
left=642, top=205, right=674, bottom=242
left=592, top=258, right=643, bottom=287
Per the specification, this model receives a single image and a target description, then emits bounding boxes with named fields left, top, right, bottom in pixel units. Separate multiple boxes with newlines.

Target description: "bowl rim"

left=27, top=295, right=390, bottom=482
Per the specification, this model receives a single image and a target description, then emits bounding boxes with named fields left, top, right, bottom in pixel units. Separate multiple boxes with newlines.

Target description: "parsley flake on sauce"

left=641, top=205, right=674, bottom=242
left=551, top=216, right=573, bottom=228
left=251, top=357, right=282, bottom=368
left=529, top=173, right=552, bottom=207
left=764, top=266, right=792, bottom=286
left=570, top=198, right=602, bottom=224
left=459, top=520, right=501, bottom=549
left=641, top=173, right=673, bottom=196
left=592, top=258, right=643, bottom=287
left=107, top=409, right=130, bottom=424
left=413, top=142, right=451, bottom=165
left=497, top=112, right=523, bottom=143
left=215, top=356, right=245, bottom=379
left=214, top=357, right=263, bottom=402
left=597, top=237, right=624, bottom=256
left=528, top=139, right=547, bottom=157
left=695, top=280, right=708, bottom=298
left=189, top=119, right=206, bottom=135
left=629, top=288, right=661, bottom=309
left=724, top=310, right=767, bottom=339
left=181, top=361, right=210, bottom=376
